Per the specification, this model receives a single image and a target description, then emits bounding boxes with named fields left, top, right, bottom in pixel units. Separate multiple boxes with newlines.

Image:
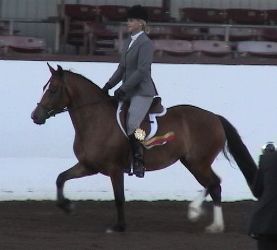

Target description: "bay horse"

left=31, top=64, right=257, bottom=233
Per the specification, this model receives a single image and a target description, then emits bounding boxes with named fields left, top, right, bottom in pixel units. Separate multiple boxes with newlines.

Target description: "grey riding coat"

left=107, top=32, right=158, bottom=135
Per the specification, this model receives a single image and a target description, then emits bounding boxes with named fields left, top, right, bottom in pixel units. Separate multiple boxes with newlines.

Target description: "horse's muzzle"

left=31, top=106, right=48, bottom=125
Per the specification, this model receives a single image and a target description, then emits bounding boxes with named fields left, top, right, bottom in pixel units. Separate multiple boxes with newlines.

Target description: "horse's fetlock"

left=56, top=198, right=74, bottom=214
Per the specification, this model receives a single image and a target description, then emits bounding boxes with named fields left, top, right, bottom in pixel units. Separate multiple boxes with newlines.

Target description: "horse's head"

left=31, top=63, right=70, bottom=125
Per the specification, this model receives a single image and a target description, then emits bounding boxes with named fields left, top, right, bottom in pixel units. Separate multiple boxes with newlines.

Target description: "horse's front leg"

left=56, top=162, right=97, bottom=213
left=106, top=169, right=125, bottom=233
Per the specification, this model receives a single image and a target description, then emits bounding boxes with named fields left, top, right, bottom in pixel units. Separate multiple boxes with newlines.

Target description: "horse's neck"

left=66, top=73, right=99, bottom=105
left=65, top=73, right=114, bottom=131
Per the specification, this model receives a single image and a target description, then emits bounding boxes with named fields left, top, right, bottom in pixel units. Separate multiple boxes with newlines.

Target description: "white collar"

left=131, top=31, right=144, bottom=41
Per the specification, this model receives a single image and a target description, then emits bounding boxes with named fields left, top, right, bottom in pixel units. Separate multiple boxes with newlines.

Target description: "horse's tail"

left=217, top=115, right=257, bottom=186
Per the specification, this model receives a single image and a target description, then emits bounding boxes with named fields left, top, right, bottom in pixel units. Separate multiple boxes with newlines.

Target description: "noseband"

left=36, top=102, right=68, bottom=118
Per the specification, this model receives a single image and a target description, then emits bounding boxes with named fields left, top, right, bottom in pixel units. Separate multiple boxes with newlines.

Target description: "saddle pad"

left=116, top=99, right=167, bottom=141
left=142, top=131, right=176, bottom=149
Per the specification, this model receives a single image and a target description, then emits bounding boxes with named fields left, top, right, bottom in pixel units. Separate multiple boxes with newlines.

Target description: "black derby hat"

left=127, top=5, right=148, bottom=22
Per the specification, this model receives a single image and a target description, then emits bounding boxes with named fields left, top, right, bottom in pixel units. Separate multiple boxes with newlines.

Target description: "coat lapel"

left=126, top=33, right=147, bottom=54
left=122, top=38, right=131, bottom=54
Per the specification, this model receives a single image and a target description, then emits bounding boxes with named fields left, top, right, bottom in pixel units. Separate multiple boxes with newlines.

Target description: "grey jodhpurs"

left=126, top=95, right=153, bottom=135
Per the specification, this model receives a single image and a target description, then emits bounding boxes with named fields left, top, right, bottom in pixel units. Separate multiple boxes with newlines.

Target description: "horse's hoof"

left=105, top=224, right=126, bottom=233
left=56, top=199, right=75, bottom=214
left=205, top=223, right=224, bottom=233
left=188, top=205, right=203, bottom=222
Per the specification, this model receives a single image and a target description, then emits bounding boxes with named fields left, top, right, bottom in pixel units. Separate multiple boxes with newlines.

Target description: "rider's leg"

left=127, top=96, right=153, bottom=178
left=128, top=133, right=145, bottom=177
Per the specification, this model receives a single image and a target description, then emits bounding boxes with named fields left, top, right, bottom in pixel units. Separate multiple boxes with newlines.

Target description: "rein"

left=64, top=98, right=112, bottom=115
left=38, top=97, right=112, bottom=118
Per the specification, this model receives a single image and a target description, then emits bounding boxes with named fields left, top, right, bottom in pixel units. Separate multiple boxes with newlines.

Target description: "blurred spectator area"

left=2, top=0, right=277, bottom=62
left=0, top=35, right=45, bottom=54
left=58, top=3, right=277, bottom=60
left=59, top=4, right=171, bottom=55
left=0, top=18, right=54, bottom=55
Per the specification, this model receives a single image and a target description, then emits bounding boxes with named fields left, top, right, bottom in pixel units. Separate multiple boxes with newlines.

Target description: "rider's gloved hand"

left=114, top=88, right=126, bottom=101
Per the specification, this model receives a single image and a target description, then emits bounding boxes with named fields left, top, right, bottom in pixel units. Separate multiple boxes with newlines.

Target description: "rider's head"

left=127, top=5, right=148, bottom=34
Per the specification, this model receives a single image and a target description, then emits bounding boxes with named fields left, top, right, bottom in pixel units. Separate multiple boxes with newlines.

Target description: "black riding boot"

left=128, top=134, right=145, bottom=178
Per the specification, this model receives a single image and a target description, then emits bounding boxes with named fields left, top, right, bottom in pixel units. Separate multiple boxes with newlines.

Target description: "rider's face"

left=127, top=18, right=143, bottom=34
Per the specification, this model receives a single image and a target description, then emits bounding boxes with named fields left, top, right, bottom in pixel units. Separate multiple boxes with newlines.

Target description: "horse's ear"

left=47, top=62, right=55, bottom=75
left=57, top=65, right=63, bottom=76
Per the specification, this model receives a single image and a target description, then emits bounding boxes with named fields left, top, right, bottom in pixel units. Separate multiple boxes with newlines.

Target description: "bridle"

left=36, top=75, right=68, bottom=118
left=37, top=74, right=112, bottom=119
left=36, top=102, right=68, bottom=118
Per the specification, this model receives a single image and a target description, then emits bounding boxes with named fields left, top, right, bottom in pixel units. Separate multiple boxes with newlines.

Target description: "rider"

left=102, top=5, right=158, bottom=178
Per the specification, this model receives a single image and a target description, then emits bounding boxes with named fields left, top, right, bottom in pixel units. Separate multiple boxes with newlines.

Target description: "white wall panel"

left=1, top=60, right=276, bottom=201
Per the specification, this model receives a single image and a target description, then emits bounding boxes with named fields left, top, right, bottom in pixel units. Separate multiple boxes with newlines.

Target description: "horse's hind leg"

left=180, top=158, right=207, bottom=222
left=205, top=173, right=224, bottom=233
left=56, top=162, right=97, bottom=213
left=181, top=158, right=224, bottom=233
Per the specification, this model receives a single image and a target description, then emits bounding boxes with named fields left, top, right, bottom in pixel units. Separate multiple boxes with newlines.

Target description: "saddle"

left=116, top=97, right=175, bottom=149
